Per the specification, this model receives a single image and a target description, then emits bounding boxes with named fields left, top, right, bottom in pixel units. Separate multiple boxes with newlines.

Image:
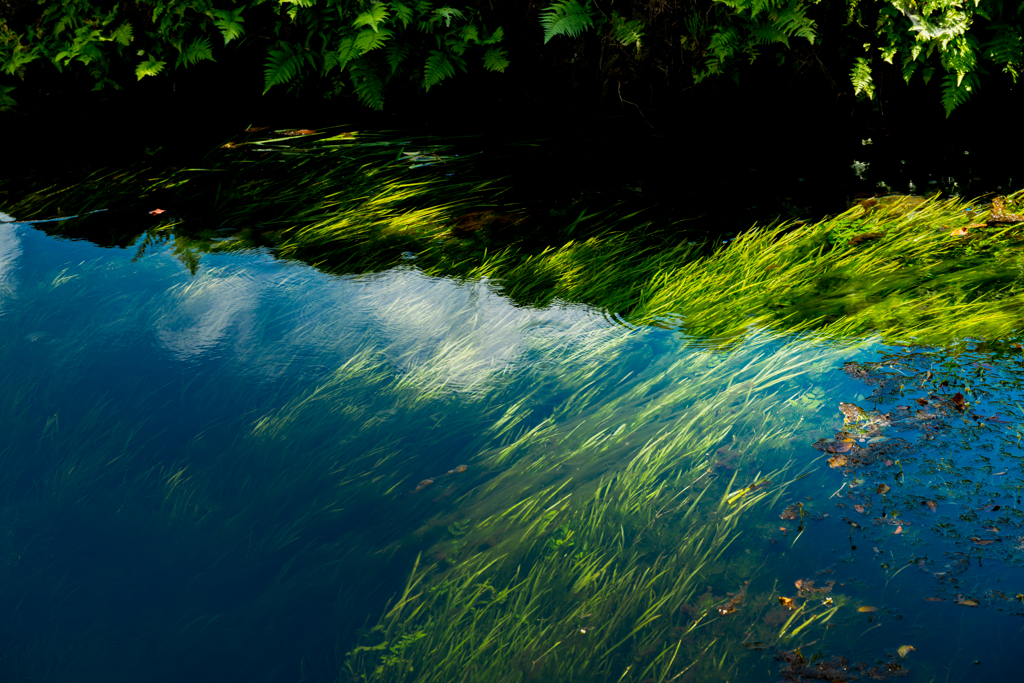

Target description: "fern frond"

left=483, top=47, right=509, bottom=72
left=110, top=22, right=133, bottom=47
left=423, top=49, right=455, bottom=90
left=390, top=1, right=414, bottom=28
left=353, top=4, right=390, bottom=32
left=751, top=21, right=789, bottom=47
left=350, top=61, right=385, bottom=109
left=983, top=26, right=1023, bottom=69
left=482, top=27, right=504, bottom=45
left=940, top=69, right=978, bottom=117
left=176, top=36, right=215, bottom=69
left=355, top=27, right=393, bottom=53
left=850, top=56, right=874, bottom=98
left=0, top=84, right=18, bottom=112
left=708, top=26, right=740, bottom=63
left=776, top=0, right=816, bottom=44
left=135, top=54, right=166, bottom=80
left=435, top=7, right=466, bottom=28
left=326, top=36, right=359, bottom=73
left=539, top=0, right=595, bottom=44
left=386, top=42, right=411, bottom=73
left=263, top=44, right=303, bottom=94
left=610, top=12, right=645, bottom=49
left=210, top=8, right=245, bottom=45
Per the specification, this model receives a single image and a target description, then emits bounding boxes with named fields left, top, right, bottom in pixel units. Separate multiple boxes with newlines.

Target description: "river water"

left=2, top=131, right=1024, bottom=683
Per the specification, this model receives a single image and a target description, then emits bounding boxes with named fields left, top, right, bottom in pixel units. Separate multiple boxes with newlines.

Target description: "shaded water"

left=2, top=145, right=1024, bottom=683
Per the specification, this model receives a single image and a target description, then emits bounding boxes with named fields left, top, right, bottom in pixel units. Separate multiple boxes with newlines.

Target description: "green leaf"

left=850, top=56, right=874, bottom=98
left=386, top=42, right=411, bottom=73
left=941, top=68, right=978, bottom=117
left=423, top=49, right=455, bottom=90
left=210, top=8, right=245, bottom=45
left=539, top=0, right=595, bottom=44
left=390, top=2, right=414, bottom=28
left=176, top=36, right=216, bottom=69
left=353, top=4, right=390, bottom=32
left=610, top=12, right=644, bottom=48
left=136, top=54, right=166, bottom=80
left=350, top=61, right=385, bottom=109
left=482, top=27, right=504, bottom=45
left=483, top=47, right=509, bottom=72
left=110, top=22, right=134, bottom=47
left=434, top=7, right=465, bottom=28
left=263, top=43, right=304, bottom=94
left=354, top=27, right=393, bottom=53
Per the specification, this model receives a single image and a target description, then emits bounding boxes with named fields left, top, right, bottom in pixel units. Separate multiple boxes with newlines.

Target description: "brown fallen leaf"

left=954, top=595, right=979, bottom=607
left=915, top=398, right=929, bottom=406
left=855, top=504, right=866, bottom=513
left=280, top=128, right=317, bottom=136
left=828, top=455, right=848, bottom=468
left=877, top=483, right=891, bottom=495
left=795, top=579, right=803, bottom=590
left=894, top=525, right=903, bottom=534
left=873, top=547, right=882, bottom=554
left=898, top=645, right=916, bottom=659
left=949, top=226, right=969, bottom=237
left=780, top=596, right=796, bottom=610
left=952, top=393, right=966, bottom=410
left=924, top=597, right=946, bottom=602
left=923, top=500, right=938, bottom=513
left=971, top=537, right=997, bottom=545
left=858, top=606, right=878, bottom=612
left=148, top=208, right=166, bottom=215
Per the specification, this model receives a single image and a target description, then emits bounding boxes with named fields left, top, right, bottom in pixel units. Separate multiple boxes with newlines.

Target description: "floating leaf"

left=971, top=537, right=997, bottom=545
left=894, top=525, right=903, bottom=534
left=898, top=645, right=916, bottom=658
left=954, top=595, right=979, bottom=607
left=855, top=504, right=866, bottom=513
left=952, top=393, right=966, bottom=410
left=828, top=455, right=848, bottom=468
left=925, top=597, right=945, bottom=601
left=923, top=500, right=938, bottom=512
left=779, top=596, right=796, bottom=610
left=877, top=484, right=891, bottom=495
left=949, top=226, right=969, bottom=236
left=742, top=641, right=769, bottom=650
left=858, top=606, right=878, bottom=612
left=148, top=208, right=166, bottom=215
left=915, top=398, right=929, bottom=406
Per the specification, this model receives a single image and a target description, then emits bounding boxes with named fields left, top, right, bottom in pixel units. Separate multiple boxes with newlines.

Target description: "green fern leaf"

left=901, top=57, right=918, bottom=83
left=482, top=27, right=504, bottom=45
left=355, top=27, right=393, bottom=53
left=263, top=44, right=304, bottom=94
left=210, top=8, right=245, bottom=45
left=135, top=54, right=166, bottom=80
left=776, top=0, right=816, bottom=44
left=940, top=69, right=978, bottom=117
left=353, top=4, right=390, bottom=32
left=751, top=21, right=789, bottom=47
left=386, top=42, right=411, bottom=73
left=176, top=36, right=216, bottom=68
left=390, top=1, right=414, bottom=28
left=350, top=61, right=385, bottom=109
left=610, top=12, right=645, bottom=48
left=539, top=0, right=595, bottom=44
left=110, top=22, right=133, bottom=47
left=483, top=47, right=509, bottom=72
left=983, top=26, right=1023, bottom=67
left=850, top=56, right=874, bottom=98
left=434, top=7, right=465, bottom=28
left=423, top=49, right=455, bottom=90
left=708, top=26, right=740, bottom=63
left=0, top=84, right=18, bottom=112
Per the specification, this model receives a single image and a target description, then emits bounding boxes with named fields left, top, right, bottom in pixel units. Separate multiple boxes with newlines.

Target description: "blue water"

left=2, top=214, right=1024, bottom=682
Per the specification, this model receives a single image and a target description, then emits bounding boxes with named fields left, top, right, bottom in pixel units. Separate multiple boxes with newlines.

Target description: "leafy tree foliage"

left=0, top=0, right=508, bottom=111
left=0, top=0, right=1022, bottom=115
left=541, top=0, right=1023, bottom=116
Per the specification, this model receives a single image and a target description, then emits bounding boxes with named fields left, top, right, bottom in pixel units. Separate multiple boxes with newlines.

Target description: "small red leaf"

left=149, top=208, right=166, bottom=215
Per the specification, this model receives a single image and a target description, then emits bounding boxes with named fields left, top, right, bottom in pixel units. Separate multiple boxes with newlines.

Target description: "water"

left=2, top=192, right=1024, bottom=681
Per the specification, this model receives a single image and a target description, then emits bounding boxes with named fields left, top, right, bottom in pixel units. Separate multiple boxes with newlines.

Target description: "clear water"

left=2, top=212, right=1023, bottom=682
